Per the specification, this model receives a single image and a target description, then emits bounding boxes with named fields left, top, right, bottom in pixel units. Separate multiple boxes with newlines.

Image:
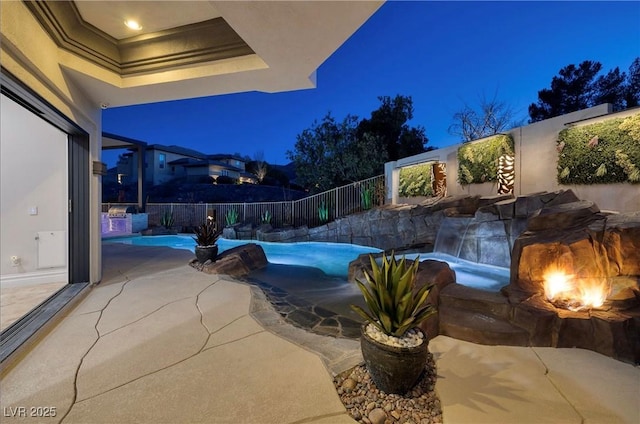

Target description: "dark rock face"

left=189, top=243, right=268, bottom=277
left=229, top=194, right=526, bottom=252
left=510, top=205, right=640, bottom=302
left=345, top=190, right=640, bottom=364
left=501, top=200, right=640, bottom=364
left=216, top=189, right=640, bottom=363
left=526, top=200, right=602, bottom=231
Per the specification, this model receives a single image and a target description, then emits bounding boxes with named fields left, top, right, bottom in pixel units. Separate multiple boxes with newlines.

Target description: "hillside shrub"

left=215, top=175, right=237, bottom=185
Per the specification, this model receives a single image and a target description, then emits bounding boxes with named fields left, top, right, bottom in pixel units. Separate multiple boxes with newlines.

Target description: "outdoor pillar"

left=384, top=160, right=399, bottom=205
left=138, top=145, right=146, bottom=212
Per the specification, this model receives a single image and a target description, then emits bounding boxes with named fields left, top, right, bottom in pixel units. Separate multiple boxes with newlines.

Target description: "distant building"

left=116, top=145, right=257, bottom=185
left=185, top=154, right=258, bottom=184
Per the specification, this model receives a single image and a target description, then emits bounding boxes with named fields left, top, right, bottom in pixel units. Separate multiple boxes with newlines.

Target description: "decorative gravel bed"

left=334, top=353, right=443, bottom=424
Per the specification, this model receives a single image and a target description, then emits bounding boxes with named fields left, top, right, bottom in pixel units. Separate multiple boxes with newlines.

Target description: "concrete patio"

left=1, top=244, right=638, bottom=423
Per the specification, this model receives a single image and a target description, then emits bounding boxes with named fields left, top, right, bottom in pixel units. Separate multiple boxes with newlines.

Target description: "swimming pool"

left=103, top=235, right=381, bottom=277
left=404, top=252, right=510, bottom=292
left=103, top=235, right=510, bottom=291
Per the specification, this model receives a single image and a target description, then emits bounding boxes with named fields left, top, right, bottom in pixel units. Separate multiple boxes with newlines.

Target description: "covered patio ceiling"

left=24, top=0, right=383, bottom=109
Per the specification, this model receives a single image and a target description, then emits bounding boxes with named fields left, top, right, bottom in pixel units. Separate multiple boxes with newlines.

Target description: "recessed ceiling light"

left=124, top=20, right=142, bottom=31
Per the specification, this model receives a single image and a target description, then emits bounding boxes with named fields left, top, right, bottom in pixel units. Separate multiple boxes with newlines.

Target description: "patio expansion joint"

left=71, top=278, right=267, bottom=406
left=196, top=278, right=267, bottom=352
left=99, top=296, right=193, bottom=337
left=73, top=322, right=268, bottom=406
left=59, top=275, right=132, bottom=422
left=531, top=347, right=586, bottom=423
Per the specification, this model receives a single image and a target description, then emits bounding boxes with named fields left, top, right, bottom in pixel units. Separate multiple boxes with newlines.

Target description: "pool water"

left=403, top=252, right=510, bottom=292
left=103, top=235, right=510, bottom=292
left=103, top=235, right=381, bottom=277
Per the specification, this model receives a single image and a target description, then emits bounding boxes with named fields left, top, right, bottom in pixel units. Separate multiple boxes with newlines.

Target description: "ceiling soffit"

left=23, top=0, right=254, bottom=76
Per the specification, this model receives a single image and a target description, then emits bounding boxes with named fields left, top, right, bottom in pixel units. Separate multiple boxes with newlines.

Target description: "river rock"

left=368, top=408, right=386, bottom=424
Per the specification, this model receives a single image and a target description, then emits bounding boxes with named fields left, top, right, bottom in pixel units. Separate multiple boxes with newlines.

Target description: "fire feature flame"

left=543, top=267, right=610, bottom=311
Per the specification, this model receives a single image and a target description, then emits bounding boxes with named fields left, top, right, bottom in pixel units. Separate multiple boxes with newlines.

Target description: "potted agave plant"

left=350, top=253, right=435, bottom=394
left=193, top=216, right=223, bottom=263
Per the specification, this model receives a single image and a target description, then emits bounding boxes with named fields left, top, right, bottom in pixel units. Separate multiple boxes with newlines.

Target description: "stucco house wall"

left=147, top=149, right=192, bottom=185
left=387, top=105, right=639, bottom=213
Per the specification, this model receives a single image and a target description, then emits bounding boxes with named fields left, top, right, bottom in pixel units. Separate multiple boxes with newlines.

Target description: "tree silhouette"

left=529, top=58, right=639, bottom=122
left=357, top=95, right=428, bottom=161
left=449, top=92, right=523, bottom=142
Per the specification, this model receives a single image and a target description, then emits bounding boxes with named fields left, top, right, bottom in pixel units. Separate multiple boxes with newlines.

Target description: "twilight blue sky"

left=103, top=1, right=640, bottom=166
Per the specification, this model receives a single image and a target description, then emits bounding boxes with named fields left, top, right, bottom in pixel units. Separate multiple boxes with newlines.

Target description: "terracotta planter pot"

left=360, top=325, right=428, bottom=394
left=195, top=245, right=218, bottom=263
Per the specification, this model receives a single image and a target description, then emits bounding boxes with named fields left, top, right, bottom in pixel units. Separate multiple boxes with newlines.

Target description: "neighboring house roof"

left=146, top=144, right=208, bottom=159
left=183, top=159, right=244, bottom=172
left=168, top=157, right=201, bottom=166
left=208, top=154, right=246, bottom=162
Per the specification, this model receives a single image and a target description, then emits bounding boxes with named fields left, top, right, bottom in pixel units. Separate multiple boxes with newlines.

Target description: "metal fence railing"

left=102, top=175, right=385, bottom=229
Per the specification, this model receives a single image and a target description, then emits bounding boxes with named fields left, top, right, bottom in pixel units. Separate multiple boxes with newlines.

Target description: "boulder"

left=511, top=210, right=640, bottom=298
left=527, top=200, right=602, bottom=231
left=514, top=190, right=581, bottom=218
left=602, top=212, right=640, bottom=276
left=190, top=243, right=267, bottom=277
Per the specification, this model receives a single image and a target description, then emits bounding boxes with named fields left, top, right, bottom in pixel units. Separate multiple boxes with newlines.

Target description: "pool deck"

left=1, top=244, right=638, bottom=423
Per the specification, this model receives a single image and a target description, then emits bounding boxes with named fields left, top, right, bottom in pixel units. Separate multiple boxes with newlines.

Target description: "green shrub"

left=260, top=210, right=272, bottom=224
left=216, top=175, right=236, bottom=185
left=360, top=182, right=374, bottom=210
left=457, top=134, right=514, bottom=185
left=160, top=210, right=175, bottom=229
left=557, top=114, right=640, bottom=184
left=399, top=163, right=433, bottom=197
left=318, top=200, right=329, bottom=223
left=225, top=209, right=239, bottom=226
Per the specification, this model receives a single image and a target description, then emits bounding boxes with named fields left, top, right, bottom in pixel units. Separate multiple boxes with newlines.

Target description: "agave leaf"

left=410, top=284, right=432, bottom=316
left=351, top=305, right=387, bottom=334
left=395, top=317, right=416, bottom=336
left=378, top=283, right=394, bottom=315
left=396, top=291, right=413, bottom=323
left=350, top=304, right=376, bottom=324
left=355, top=280, right=381, bottom=314
left=394, top=265, right=415, bottom=303
left=379, top=311, right=393, bottom=334
left=369, top=255, right=382, bottom=286
left=381, top=256, right=391, bottom=292
left=412, top=306, right=437, bottom=326
left=391, top=255, right=405, bottom=293
left=354, top=253, right=434, bottom=337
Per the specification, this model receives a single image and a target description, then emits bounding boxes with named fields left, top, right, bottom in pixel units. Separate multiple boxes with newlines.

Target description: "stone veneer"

left=221, top=190, right=639, bottom=364
left=224, top=194, right=519, bottom=251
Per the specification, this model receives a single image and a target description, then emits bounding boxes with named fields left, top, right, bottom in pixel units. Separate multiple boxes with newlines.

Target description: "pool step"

left=439, top=283, right=512, bottom=321
left=438, top=305, right=530, bottom=346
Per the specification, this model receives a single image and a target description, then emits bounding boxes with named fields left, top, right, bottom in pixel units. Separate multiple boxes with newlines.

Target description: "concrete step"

left=439, top=283, right=513, bottom=321
left=439, top=305, right=530, bottom=346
